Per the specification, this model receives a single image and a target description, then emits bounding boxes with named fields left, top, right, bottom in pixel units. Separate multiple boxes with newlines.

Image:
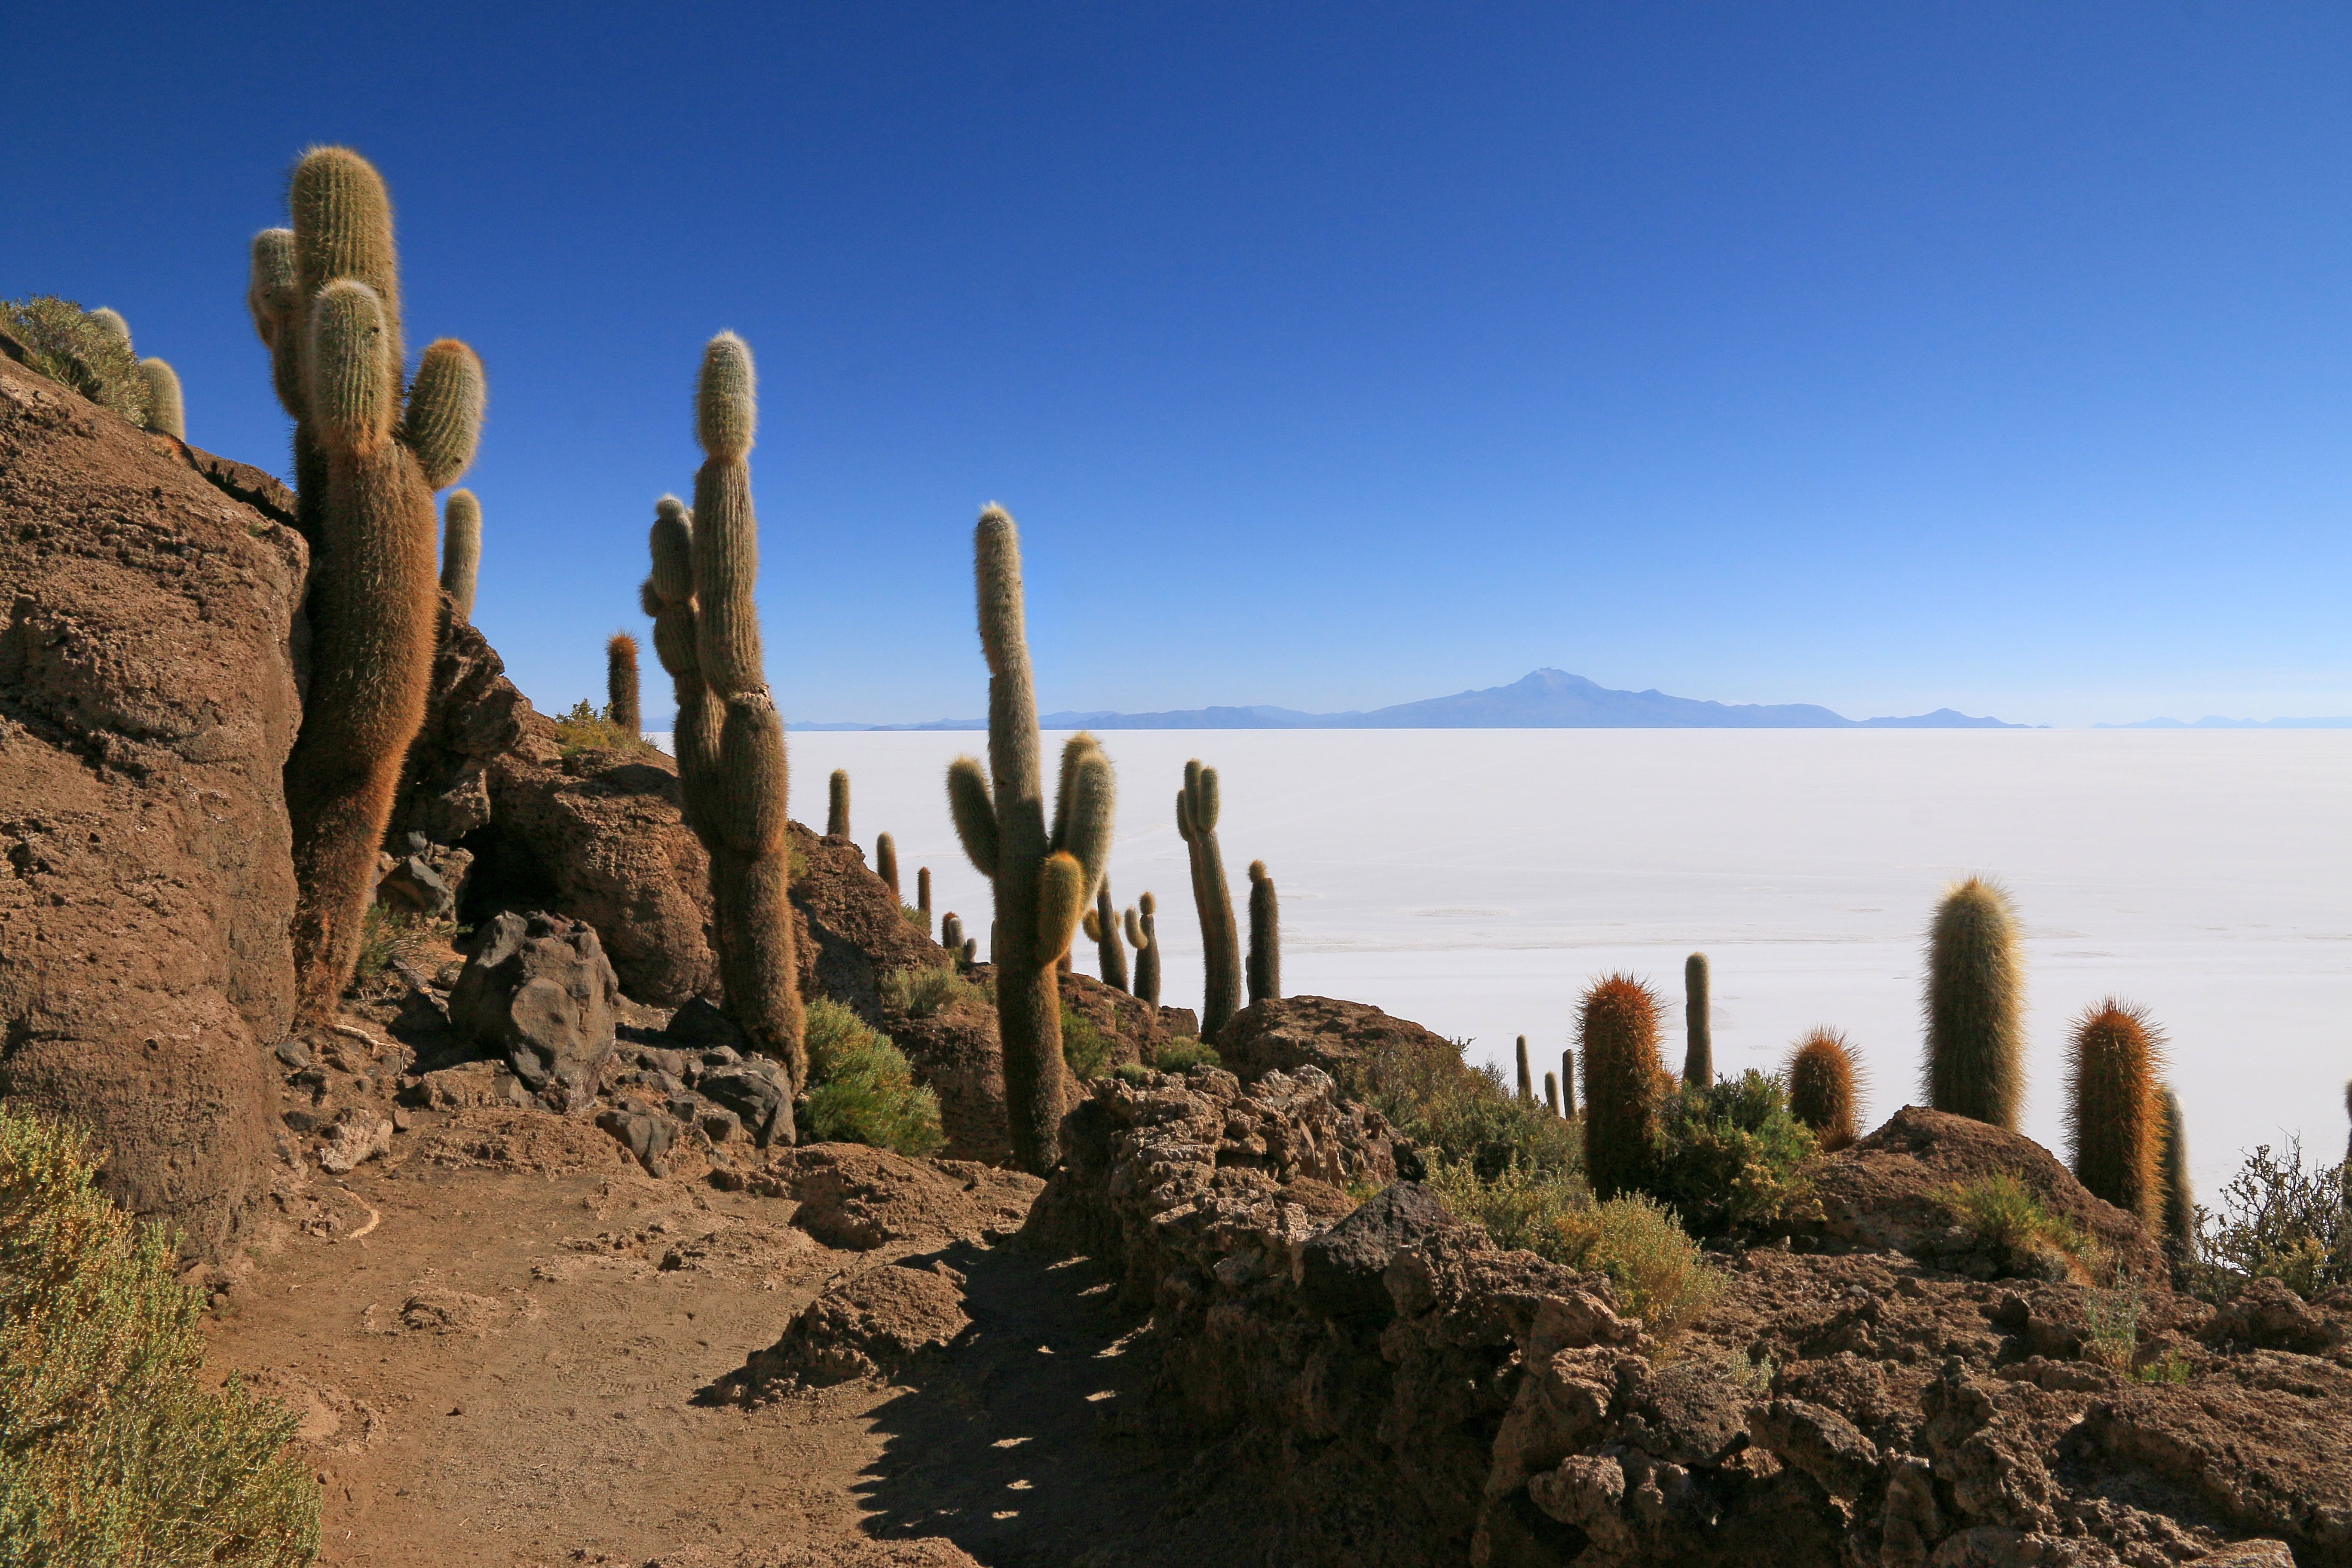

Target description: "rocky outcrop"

left=1218, top=993, right=1469, bottom=1093
left=447, top=910, right=621, bottom=1113
left=0, top=354, right=306, bottom=1256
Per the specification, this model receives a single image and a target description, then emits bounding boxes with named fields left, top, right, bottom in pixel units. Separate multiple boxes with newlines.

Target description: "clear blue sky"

left=7, top=3, right=2349, bottom=727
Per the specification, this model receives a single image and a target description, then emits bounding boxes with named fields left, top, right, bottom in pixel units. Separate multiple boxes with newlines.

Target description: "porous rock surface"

left=447, top=909, right=621, bottom=1113
left=0, top=353, right=307, bottom=1255
left=1219, top=992, right=1471, bottom=1094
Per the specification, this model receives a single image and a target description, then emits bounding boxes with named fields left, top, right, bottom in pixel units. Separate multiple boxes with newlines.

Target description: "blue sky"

left=7, top=3, right=2350, bottom=727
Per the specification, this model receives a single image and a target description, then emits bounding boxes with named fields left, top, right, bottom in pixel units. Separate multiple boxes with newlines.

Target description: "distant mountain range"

left=2095, top=715, right=2352, bottom=729
left=780, top=669, right=2024, bottom=731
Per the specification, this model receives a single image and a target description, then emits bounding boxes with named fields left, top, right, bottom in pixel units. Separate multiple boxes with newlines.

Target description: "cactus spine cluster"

left=2065, top=1000, right=2165, bottom=1228
left=1923, top=877, right=2026, bottom=1130
left=1580, top=974, right=1668, bottom=1200
left=250, top=147, right=486, bottom=1023
left=1515, top=1035, right=1534, bottom=1101
left=1177, top=761, right=1241, bottom=1040
left=1560, top=1049, right=1576, bottom=1117
left=1543, top=1071, right=1560, bottom=1116
left=1127, top=893, right=1161, bottom=1006
left=1083, top=879, right=1130, bottom=993
left=828, top=769, right=850, bottom=838
left=876, top=832, right=900, bottom=897
left=606, top=631, right=641, bottom=737
left=945, top=507, right=1116, bottom=1175
left=1788, top=1027, right=1862, bottom=1152
left=139, top=358, right=184, bottom=439
left=439, top=489, right=481, bottom=621
left=1683, top=952, right=1714, bottom=1089
left=1246, top=859, right=1280, bottom=1005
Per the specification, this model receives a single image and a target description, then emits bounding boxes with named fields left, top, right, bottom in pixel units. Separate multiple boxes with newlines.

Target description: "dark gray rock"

left=596, top=1107, right=677, bottom=1173
left=698, top=1060, right=792, bottom=1148
left=448, top=911, right=620, bottom=1114
left=663, top=997, right=748, bottom=1051
left=1297, top=1180, right=1459, bottom=1326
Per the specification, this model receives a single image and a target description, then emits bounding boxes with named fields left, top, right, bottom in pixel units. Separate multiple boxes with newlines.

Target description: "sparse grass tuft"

left=2083, top=1285, right=2142, bottom=1373
left=551, top=699, right=656, bottom=757
left=801, top=998, right=944, bottom=1157
left=1944, top=1173, right=2106, bottom=1283
left=1060, top=1007, right=1112, bottom=1082
left=3, top=296, right=149, bottom=425
left=900, top=903, right=929, bottom=934
left=350, top=904, right=459, bottom=996
left=880, top=965, right=982, bottom=1020
left=1150, top=1038, right=1220, bottom=1074
left=0, top=1105, right=320, bottom=1564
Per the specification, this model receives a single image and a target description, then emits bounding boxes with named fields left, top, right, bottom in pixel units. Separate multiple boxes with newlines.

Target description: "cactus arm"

left=947, top=756, right=999, bottom=877
left=402, top=338, right=485, bottom=488
left=1037, top=851, right=1088, bottom=958
left=307, top=281, right=397, bottom=453
left=1058, top=744, right=1116, bottom=898
left=291, top=147, right=402, bottom=367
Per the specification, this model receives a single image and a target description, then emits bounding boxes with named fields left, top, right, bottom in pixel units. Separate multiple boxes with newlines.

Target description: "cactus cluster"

left=1923, top=876, right=2025, bottom=1131
left=90, top=304, right=186, bottom=437
left=1083, top=879, right=1130, bottom=993
left=1246, top=859, right=1280, bottom=1006
left=1787, top=1027, right=1862, bottom=1152
left=1177, top=761, right=1241, bottom=1040
left=945, top=507, right=1116, bottom=1174
left=2065, top=1000, right=2166, bottom=1228
left=606, top=631, right=641, bottom=736
left=250, top=147, right=486, bottom=1022
left=1580, top=974, right=1669, bottom=1200
left=1126, top=893, right=1161, bottom=1006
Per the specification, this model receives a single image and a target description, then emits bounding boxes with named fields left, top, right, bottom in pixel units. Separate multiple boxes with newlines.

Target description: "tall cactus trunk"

left=1128, top=894, right=1161, bottom=1007
left=1088, top=881, right=1130, bottom=993
left=1246, top=859, right=1280, bottom=1005
left=876, top=832, right=900, bottom=898
left=1683, top=952, right=1713, bottom=1089
left=1560, top=1049, right=1576, bottom=1117
left=916, top=866, right=932, bottom=933
left=1178, top=761, right=1241, bottom=1041
left=1515, top=1035, right=1534, bottom=1102
left=439, top=489, right=481, bottom=622
left=1923, top=877, right=2026, bottom=1130
left=1544, top=1072, right=1560, bottom=1116
left=606, top=632, right=642, bottom=736
left=827, top=769, right=850, bottom=839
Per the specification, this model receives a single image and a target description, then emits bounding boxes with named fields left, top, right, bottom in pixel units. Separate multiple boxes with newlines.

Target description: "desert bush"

left=799, top=998, right=944, bottom=1157
left=2082, top=1285, right=2141, bottom=1373
left=1151, top=1038, right=1220, bottom=1073
left=2, top=295, right=149, bottom=425
left=2188, top=1137, right=2349, bottom=1302
left=350, top=904, right=459, bottom=995
left=1944, top=1173, right=2105, bottom=1283
left=1353, top=1034, right=1580, bottom=1185
left=880, top=964, right=982, bottom=1020
left=551, top=699, right=656, bottom=758
left=1110, top=1062, right=1151, bottom=1086
left=900, top=903, right=928, bottom=931
left=1060, top=1006, right=1112, bottom=1082
left=1646, top=1069, right=1819, bottom=1234
left=0, top=1106, right=319, bottom=1565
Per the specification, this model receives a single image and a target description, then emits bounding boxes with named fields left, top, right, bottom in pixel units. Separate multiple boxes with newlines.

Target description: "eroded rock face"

left=0, top=355, right=306, bottom=1256
left=1218, top=993, right=1464, bottom=1091
left=447, top=911, right=620, bottom=1113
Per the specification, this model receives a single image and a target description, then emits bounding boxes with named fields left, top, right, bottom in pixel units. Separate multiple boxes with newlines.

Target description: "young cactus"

left=1127, top=893, right=1161, bottom=1007
left=139, top=358, right=184, bottom=439
left=1543, top=1071, right=1560, bottom=1116
left=440, top=489, right=481, bottom=621
left=1560, top=1048, right=1576, bottom=1117
left=1788, top=1028, right=1863, bottom=1152
left=606, top=631, right=642, bottom=738
left=1515, top=1035, right=1534, bottom=1102
left=944, top=507, right=1117, bottom=1175
left=917, top=866, right=933, bottom=933
left=254, top=147, right=487, bottom=1023
left=1922, top=877, right=2026, bottom=1130
left=827, top=769, right=850, bottom=839
left=1246, top=859, right=1280, bottom=1006
left=2065, top=1000, right=2166, bottom=1228
left=1176, top=760, right=1241, bottom=1040
left=2159, top=1085, right=2196, bottom=1257
left=1579, top=974, right=1669, bottom=1200
left=876, top=832, right=900, bottom=898
left=1083, top=879, right=1130, bottom=993
left=1683, top=952, right=1714, bottom=1089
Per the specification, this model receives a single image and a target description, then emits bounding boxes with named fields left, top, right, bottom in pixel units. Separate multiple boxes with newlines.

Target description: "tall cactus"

left=1177, top=761, right=1241, bottom=1040
left=1683, top=952, right=1714, bottom=1089
left=1560, top=1048, right=1576, bottom=1117
left=944, top=507, right=1116, bottom=1174
left=876, top=832, right=900, bottom=897
left=2158, top=1084, right=2196, bottom=1257
left=251, top=147, right=485, bottom=1023
left=440, top=489, right=481, bottom=621
left=606, top=631, right=642, bottom=737
left=640, top=495, right=720, bottom=843
left=1923, top=876, right=2026, bottom=1130
left=940, top=912, right=965, bottom=959
left=2066, top=1001, right=2165, bottom=1228
left=139, top=358, right=184, bottom=439
left=827, top=769, right=850, bottom=838
left=1127, top=893, right=1161, bottom=1006
left=1544, top=1071, right=1560, bottom=1116
left=916, top=866, right=933, bottom=933
left=1515, top=1035, right=1534, bottom=1101
left=1788, top=1027, right=1862, bottom=1152
left=1084, top=879, right=1130, bottom=993
left=1580, top=974, right=1668, bottom=1200
left=1246, top=858, right=1280, bottom=1005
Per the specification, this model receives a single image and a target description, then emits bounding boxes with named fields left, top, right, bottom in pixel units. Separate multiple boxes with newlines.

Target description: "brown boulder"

left=1219, top=993, right=1470, bottom=1101
left=0, top=355, right=306, bottom=1255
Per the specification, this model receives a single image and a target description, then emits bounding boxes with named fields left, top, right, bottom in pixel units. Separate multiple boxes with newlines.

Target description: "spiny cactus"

left=1560, top=1048, right=1576, bottom=1117
left=1788, top=1027, right=1863, bottom=1152
left=2158, top=1084, right=2196, bottom=1257
left=1127, top=893, right=1161, bottom=1006
left=1923, top=876, right=2026, bottom=1130
left=875, top=832, right=900, bottom=897
left=1579, top=974, right=1669, bottom=1201
left=606, top=631, right=641, bottom=737
left=940, top=911, right=965, bottom=958
left=1515, top=1035, right=1534, bottom=1102
left=1177, top=761, right=1241, bottom=1040
left=640, top=494, right=720, bottom=841
left=945, top=508, right=1116, bottom=1174
left=962, top=938, right=979, bottom=965
left=1544, top=1071, right=1560, bottom=1116
left=440, top=489, right=481, bottom=621
left=1684, top=952, right=1713, bottom=1089
left=1084, top=879, right=1130, bottom=993
left=85, top=306, right=131, bottom=349
left=828, top=769, right=850, bottom=839
left=252, top=147, right=485, bottom=1023
left=2065, top=1000, right=2166, bottom=1228
left=917, top=866, right=933, bottom=932
left=138, top=358, right=184, bottom=439
left=1246, top=859, right=1280, bottom=1006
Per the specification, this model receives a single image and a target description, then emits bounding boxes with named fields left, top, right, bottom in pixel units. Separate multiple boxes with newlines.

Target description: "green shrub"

left=2083, top=1285, right=2141, bottom=1373
left=1943, top=1173, right=2105, bottom=1283
left=1110, top=1062, right=1150, bottom=1086
left=350, top=904, right=459, bottom=996
left=551, top=699, right=656, bottom=758
left=1150, top=1038, right=1220, bottom=1073
left=880, top=964, right=983, bottom=1020
left=2189, top=1138, right=2350, bottom=1302
left=900, top=903, right=929, bottom=932
left=1351, top=1034, right=1580, bottom=1184
left=0, top=1106, right=319, bottom=1565
left=1060, top=1006, right=1112, bottom=1082
left=2, top=296, right=149, bottom=425
left=799, top=998, right=945, bottom=1157
left=1646, top=1069, right=1819, bottom=1234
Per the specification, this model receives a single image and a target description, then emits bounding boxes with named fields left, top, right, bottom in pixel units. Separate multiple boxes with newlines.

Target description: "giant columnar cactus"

left=1516, top=1036, right=1534, bottom=1102
left=874, top=832, right=900, bottom=898
left=440, top=489, right=481, bottom=621
left=1083, top=879, right=1130, bottom=993
left=249, top=147, right=485, bottom=1023
left=1788, top=1028, right=1862, bottom=1152
left=640, top=495, right=721, bottom=842
left=1579, top=974, right=1669, bottom=1201
left=1544, top=1072, right=1560, bottom=1116
left=1560, top=1048, right=1576, bottom=1117
left=606, top=631, right=642, bottom=737
left=2066, top=1000, right=2165, bottom=1228
left=1923, top=877, right=2026, bottom=1130
left=1126, top=893, right=1161, bottom=1006
left=139, top=358, right=184, bottom=439
left=1246, top=859, right=1281, bottom=1005
left=2159, top=1085, right=2196, bottom=1257
left=1684, top=952, right=1713, bottom=1089
left=945, top=508, right=1116, bottom=1174
left=1176, top=761, right=1241, bottom=1040
left=917, top=866, right=933, bottom=933
left=828, top=769, right=851, bottom=839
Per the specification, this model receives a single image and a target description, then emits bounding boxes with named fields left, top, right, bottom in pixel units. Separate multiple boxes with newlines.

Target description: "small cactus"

left=2065, top=1000, right=2165, bottom=1228
left=606, top=631, right=641, bottom=737
left=1543, top=1071, right=1560, bottom=1116
left=2158, top=1084, right=2196, bottom=1258
left=962, top=938, right=978, bottom=965
left=1579, top=974, right=1669, bottom=1201
left=1922, top=876, right=2026, bottom=1131
left=440, top=489, right=481, bottom=621
left=1177, top=762, right=1241, bottom=1040
left=828, top=769, right=850, bottom=839
left=138, top=358, right=184, bottom=438
left=1127, top=893, right=1161, bottom=1006
left=85, top=306, right=132, bottom=349
left=1683, top=952, right=1713, bottom=1089
left=1787, top=1028, right=1863, bottom=1152
left=876, top=832, right=900, bottom=897
left=941, top=911, right=965, bottom=956
left=1560, top=1048, right=1576, bottom=1117
left=1246, top=859, right=1280, bottom=1005
left=1084, top=879, right=1130, bottom=993
left=1515, top=1035, right=1534, bottom=1102
left=917, top=866, right=933, bottom=931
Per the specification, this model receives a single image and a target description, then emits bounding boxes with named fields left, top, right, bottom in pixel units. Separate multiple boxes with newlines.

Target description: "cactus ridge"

left=1683, top=952, right=1714, bottom=1089
left=2064, top=998, right=2166, bottom=1228
left=1788, top=1027, right=1864, bottom=1152
left=1921, top=876, right=2027, bottom=1130
left=1579, top=974, right=1669, bottom=1201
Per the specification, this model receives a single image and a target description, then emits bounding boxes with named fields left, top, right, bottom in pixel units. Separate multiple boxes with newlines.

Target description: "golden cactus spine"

left=2065, top=1000, right=2165, bottom=1228
left=439, top=489, right=481, bottom=622
left=1246, top=858, right=1280, bottom=1006
left=256, top=147, right=484, bottom=1023
left=1176, top=761, right=1240, bottom=1039
left=1683, top=952, right=1713, bottom=1089
left=1579, top=974, right=1668, bottom=1201
left=1923, top=877, right=2026, bottom=1130
left=1788, top=1027, right=1863, bottom=1152
left=945, top=508, right=1116, bottom=1174
left=606, top=631, right=642, bottom=737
